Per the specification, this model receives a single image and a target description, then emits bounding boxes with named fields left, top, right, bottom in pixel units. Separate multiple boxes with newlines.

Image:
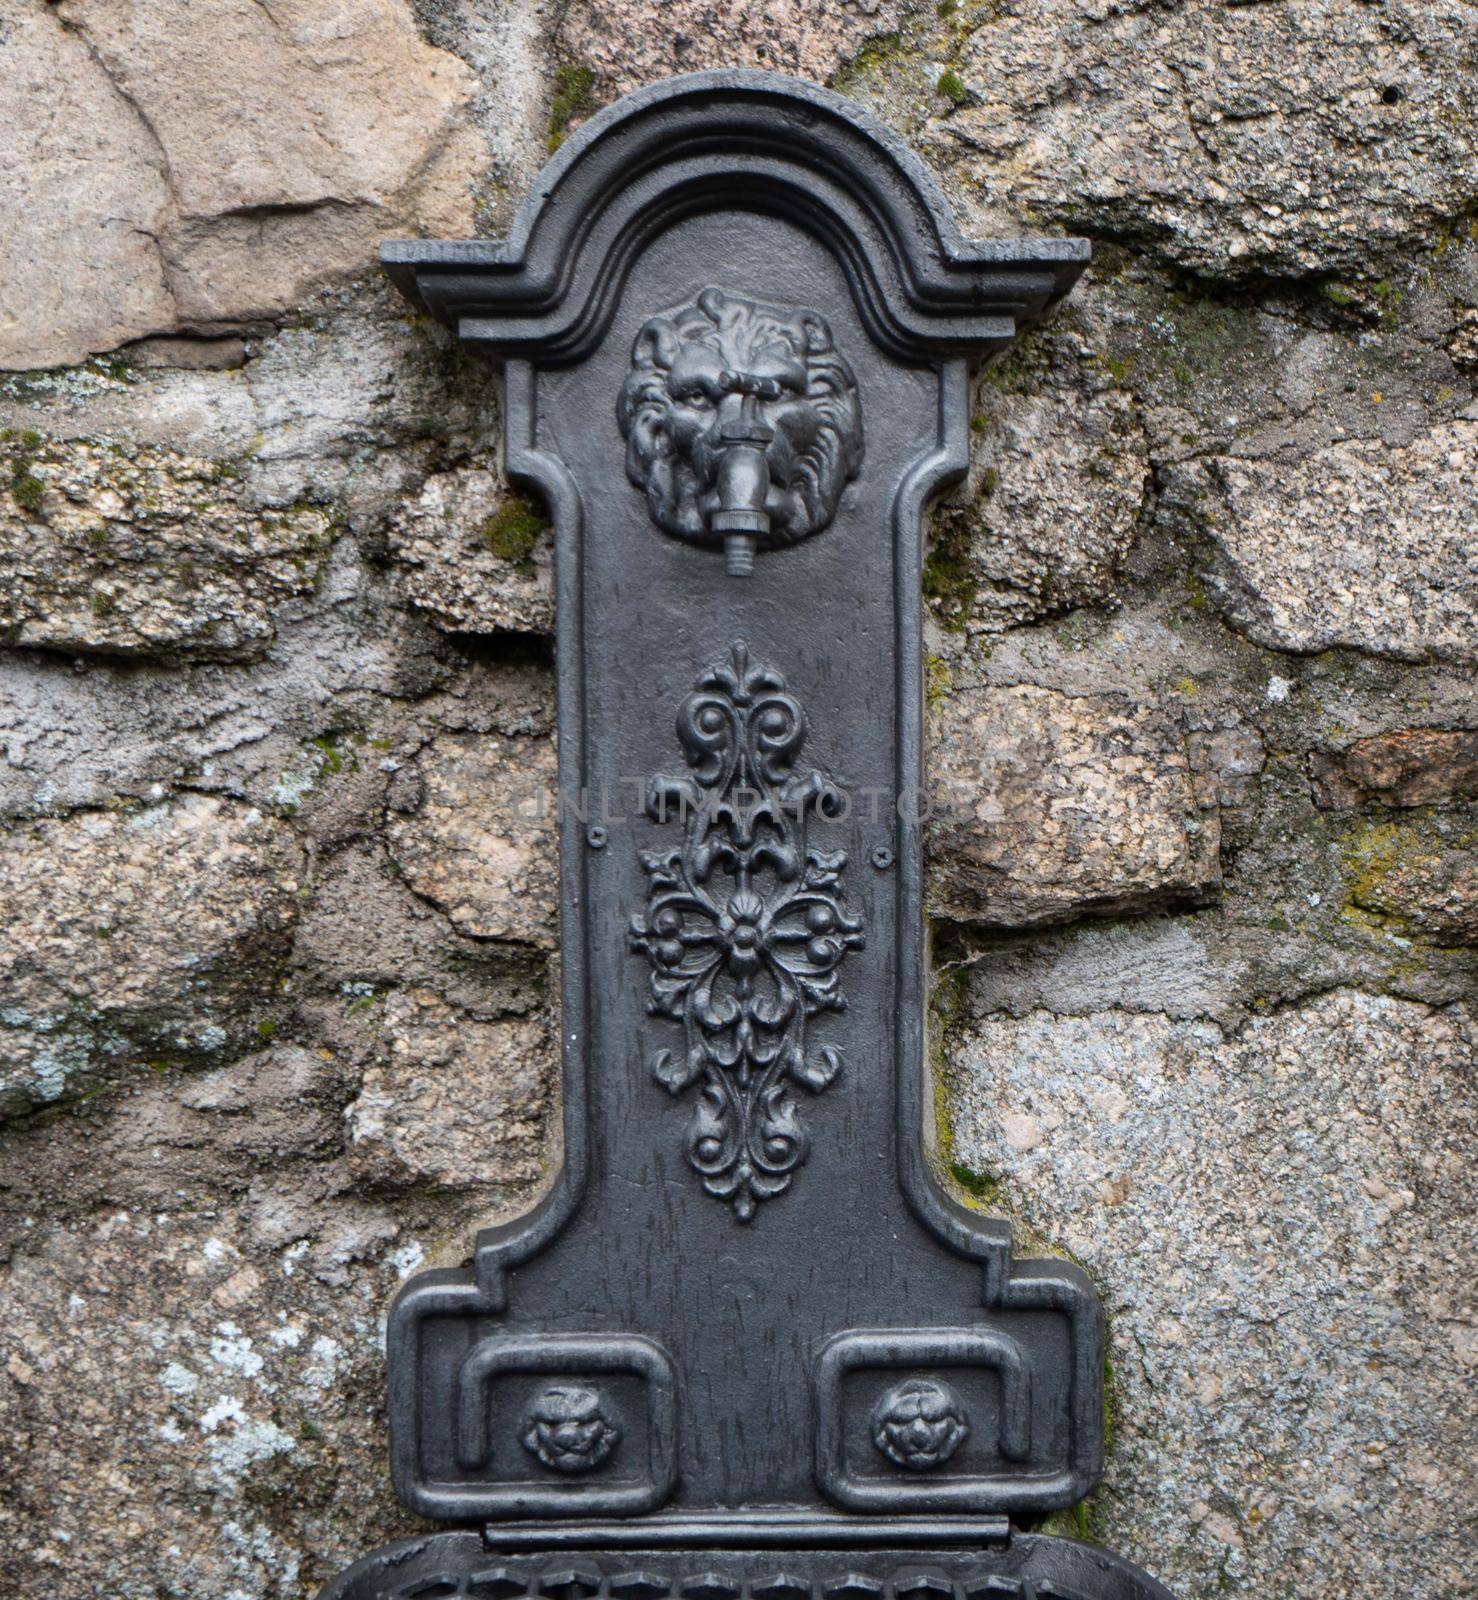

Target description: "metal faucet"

left=710, top=380, right=774, bottom=576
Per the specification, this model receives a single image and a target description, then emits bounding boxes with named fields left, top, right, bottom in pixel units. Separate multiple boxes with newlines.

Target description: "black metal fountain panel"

left=318, top=70, right=1178, bottom=1600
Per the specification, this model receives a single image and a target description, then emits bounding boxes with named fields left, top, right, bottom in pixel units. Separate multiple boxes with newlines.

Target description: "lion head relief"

left=616, top=286, right=865, bottom=570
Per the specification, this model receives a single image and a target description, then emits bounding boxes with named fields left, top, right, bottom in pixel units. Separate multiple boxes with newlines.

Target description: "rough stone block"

left=1, top=435, right=336, bottom=660
left=556, top=0, right=902, bottom=103
left=1345, top=818, right=1478, bottom=948
left=1164, top=422, right=1477, bottom=665
left=1310, top=727, right=1478, bottom=809
left=346, top=988, right=551, bottom=1189
left=386, top=730, right=558, bottom=947
left=0, top=1204, right=409, bottom=1593
left=946, top=990, right=1476, bottom=1599
left=1355, top=846, right=1476, bottom=946
left=386, top=469, right=554, bottom=636
left=927, top=323, right=1148, bottom=634
left=941, top=0, right=1478, bottom=281
left=0, top=794, right=304, bottom=1114
left=927, top=684, right=1220, bottom=928
left=0, top=0, right=485, bottom=369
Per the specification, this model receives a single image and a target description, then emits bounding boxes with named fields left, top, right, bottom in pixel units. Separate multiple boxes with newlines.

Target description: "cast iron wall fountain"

left=320, top=71, right=1178, bottom=1600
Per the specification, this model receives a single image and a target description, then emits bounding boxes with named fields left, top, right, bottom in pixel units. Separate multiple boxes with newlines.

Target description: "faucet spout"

left=710, top=389, right=773, bottom=577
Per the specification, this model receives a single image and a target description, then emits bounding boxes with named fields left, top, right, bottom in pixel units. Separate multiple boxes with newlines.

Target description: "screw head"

left=586, top=824, right=608, bottom=849
left=870, top=845, right=894, bottom=871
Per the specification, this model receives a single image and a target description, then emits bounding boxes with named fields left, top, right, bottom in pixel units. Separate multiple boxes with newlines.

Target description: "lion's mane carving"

left=616, top=286, right=864, bottom=552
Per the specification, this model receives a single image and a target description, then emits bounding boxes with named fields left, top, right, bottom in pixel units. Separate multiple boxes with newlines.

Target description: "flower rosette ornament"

left=870, top=1378, right=971, bottom=1472
left=520, top=1385, right=621, bottom=1474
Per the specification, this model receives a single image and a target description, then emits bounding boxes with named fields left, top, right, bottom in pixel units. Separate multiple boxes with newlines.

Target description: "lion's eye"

left=682, top=389, right=711, bottom=406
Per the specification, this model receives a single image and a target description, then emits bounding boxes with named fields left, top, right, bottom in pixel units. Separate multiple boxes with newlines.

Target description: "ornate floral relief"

left=871, top=1378, right=970, bottom=1471
left=629, top=642, right=865, bottom=1221
left=520, top=1384, right=621, bottom=1474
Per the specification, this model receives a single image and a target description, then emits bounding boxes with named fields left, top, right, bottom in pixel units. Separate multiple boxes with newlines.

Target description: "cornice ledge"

left=381, top=70, right=1088, bottom=363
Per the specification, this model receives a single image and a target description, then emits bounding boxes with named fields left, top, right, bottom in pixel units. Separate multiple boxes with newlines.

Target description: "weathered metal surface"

left=318, top=69, right=1176, bottom=1600
left=318, top=1537, right=1177, bottom=1600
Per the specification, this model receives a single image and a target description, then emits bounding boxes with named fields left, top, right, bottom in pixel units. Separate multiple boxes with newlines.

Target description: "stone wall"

left=0, top=3, right=1473, bottom=1597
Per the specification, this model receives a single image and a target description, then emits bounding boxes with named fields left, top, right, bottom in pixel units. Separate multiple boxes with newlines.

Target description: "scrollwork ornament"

left=630, top=641, right=865, bottom=1220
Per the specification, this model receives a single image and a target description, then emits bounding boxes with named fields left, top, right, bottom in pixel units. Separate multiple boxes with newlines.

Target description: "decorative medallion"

left=616, top=287, right=865, bottom=575
left=630, top=641, right=865, bottom=1220
left=521, top=1384, right=621, bottom=1474
left=871, top=1379, right=970, bottom=1471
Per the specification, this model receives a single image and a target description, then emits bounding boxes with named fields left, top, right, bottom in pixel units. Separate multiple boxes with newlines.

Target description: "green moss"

left=255, top=1019, right=277, bottom=1040
left=924, top=652, right=952, bottom=710
left=1320, top=281, right=1358, bottom=308
left=1341, top=820, right=1415, bottom=904
left=922, top=514, right=977, bottom=631
left=481, top=494, right=546, bottom=574
left=1101, top=1346, right=1117, bottom=1454
left=89, top=590, right=116, bottom=619
left=1333, top=817, right=1475, bottom=950
left=1334, top=817, right=1455, bottom=935
left=926, top=959, right=971, bottom=1172
left=1372, top=277, right=1406, bottom=326
left=1101, top=349, right=1135, bottom=384
left=936, top=69, right=968, bottom=104
left=11, top=467, right=44, bottom=512
left=548, top=63, right=597, bottom=151
left=1127, top=282, right=1268, bottom=394
left=1432, top=216, right=1478, bottom=258
left=311, top=734, right=354, bottom=776
left=947, top=1160, right=1003, bottom=1208
left=830, top=31, right=905, bottom=91
left=8, top=432, right=47, bottom=513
